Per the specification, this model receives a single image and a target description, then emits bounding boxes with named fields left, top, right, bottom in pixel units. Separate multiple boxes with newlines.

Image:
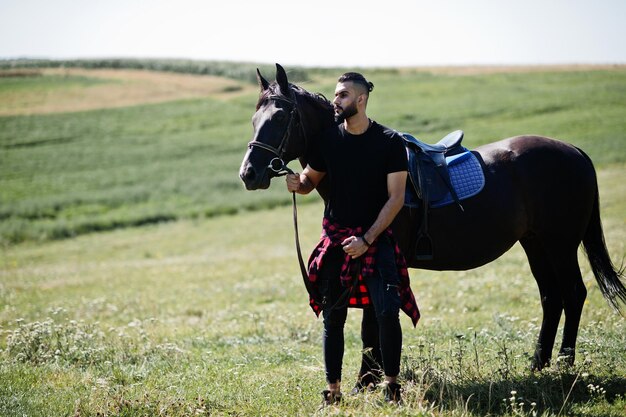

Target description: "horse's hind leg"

left=553, top=250, right=587, bottom=365
left=521, top=238, right=563, bottom=370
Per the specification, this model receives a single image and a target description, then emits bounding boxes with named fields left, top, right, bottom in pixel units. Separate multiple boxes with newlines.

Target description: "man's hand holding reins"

left=286, top=173, right=301, bottom=193
left=285, top=165, right=325, bottom=195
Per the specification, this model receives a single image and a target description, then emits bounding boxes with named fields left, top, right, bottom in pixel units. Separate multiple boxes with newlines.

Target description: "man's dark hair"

left=338, top=72, right=374, bottom=94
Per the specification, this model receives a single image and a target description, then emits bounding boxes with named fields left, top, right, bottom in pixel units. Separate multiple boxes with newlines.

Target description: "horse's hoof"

left=530, top=354, right=550, bottom=372
left=556, top=348, right=575, bottom=369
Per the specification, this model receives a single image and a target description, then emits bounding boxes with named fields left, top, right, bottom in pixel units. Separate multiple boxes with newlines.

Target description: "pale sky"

left=1, top=0, right=625, bottom=67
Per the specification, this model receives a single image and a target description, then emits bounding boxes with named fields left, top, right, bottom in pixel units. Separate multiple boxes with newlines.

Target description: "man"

left=286, top=72, right=419, bottom=405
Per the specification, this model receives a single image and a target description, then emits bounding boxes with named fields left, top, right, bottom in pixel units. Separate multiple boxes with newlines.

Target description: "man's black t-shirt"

left=308, top=121, right=408, bottom=229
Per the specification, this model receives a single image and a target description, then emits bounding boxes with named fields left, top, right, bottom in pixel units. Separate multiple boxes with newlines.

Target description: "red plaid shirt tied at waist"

left=307, top=218, right=420, bottom=327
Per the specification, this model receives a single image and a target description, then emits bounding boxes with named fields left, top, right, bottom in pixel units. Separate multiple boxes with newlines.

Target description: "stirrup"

left=414, top=233, right=434, bottom=261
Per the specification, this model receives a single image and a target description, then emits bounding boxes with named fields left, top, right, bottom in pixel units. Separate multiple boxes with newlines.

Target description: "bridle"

left=247, top=93, right=303, bottom=177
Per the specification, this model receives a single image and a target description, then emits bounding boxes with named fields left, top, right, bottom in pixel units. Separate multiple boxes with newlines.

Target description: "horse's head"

left=239, top=64, right=306, bottom=190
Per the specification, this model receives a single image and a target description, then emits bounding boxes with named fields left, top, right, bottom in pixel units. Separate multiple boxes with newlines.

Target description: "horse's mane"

left=256, top=82, right=334, bottom=116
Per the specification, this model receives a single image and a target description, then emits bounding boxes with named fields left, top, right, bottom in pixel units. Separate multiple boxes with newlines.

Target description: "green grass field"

left=1, top=66, right=625, bottom=245
left=1, top=63, right=625, bottom=416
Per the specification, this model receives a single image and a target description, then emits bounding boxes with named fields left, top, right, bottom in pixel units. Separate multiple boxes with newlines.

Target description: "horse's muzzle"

left=239, top=163, right=271, bottom=190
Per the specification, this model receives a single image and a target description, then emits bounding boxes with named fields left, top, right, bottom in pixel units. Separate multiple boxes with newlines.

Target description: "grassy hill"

left=1, top=64, right=624, bottom=245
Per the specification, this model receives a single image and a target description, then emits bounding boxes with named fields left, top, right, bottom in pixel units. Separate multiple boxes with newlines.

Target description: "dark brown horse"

left=239, top=64, right=626, bottom=370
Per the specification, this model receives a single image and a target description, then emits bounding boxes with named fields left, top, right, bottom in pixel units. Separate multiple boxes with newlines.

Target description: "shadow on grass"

left=406, top=369, right=626, bottom=416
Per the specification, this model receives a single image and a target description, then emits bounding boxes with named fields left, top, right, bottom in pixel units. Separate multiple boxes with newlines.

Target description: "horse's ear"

left=256, top=68, right=270, bottom=92
left=275, top=63, right=290, bottom=95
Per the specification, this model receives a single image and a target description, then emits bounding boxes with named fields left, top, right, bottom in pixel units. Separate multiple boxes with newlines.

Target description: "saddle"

left=403, top=130, right=466, bottom=202
left=401, top=130, right=474, bottom=261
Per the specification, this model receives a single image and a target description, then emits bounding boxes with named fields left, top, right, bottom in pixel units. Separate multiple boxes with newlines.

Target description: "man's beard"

left=334, top=102, right=358, bottom=123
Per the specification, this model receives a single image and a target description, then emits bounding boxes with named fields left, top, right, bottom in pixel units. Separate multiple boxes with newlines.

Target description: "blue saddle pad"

left=430, top=151, right=485, bottom=208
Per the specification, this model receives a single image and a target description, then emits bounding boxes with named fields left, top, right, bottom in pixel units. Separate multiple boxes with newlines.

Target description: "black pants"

left=360, top=306, right=383, bottom=381
left=320, top=237, right=402, bottom=384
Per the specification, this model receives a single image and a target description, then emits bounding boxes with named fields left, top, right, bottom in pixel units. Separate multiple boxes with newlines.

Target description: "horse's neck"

left=300, top=97, right=334, bottom=139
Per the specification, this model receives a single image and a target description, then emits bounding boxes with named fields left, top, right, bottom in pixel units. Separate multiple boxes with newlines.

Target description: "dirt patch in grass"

left=0, top=69, right=43, bottom=78
left=0, top=68, right=256, bottom=116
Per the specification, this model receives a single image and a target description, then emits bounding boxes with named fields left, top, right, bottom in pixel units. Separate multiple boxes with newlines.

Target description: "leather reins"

left=270, top=159, right=358, bottom=312
left=247, top=93, right=358, bottom=311
left=247, top=94, right=318, bottom=302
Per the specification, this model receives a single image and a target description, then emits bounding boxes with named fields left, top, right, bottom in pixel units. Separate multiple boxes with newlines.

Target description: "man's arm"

left=286, top=165, right=326, bottom=195
left=342, top=170, right=407, bottom=258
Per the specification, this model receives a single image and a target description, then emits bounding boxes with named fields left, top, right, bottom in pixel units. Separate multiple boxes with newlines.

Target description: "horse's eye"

left=274, top=112, right=286, bottom=122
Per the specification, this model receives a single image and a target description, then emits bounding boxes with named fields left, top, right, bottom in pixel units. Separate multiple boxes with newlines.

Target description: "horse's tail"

left=579, top=149, right=626, bottom=313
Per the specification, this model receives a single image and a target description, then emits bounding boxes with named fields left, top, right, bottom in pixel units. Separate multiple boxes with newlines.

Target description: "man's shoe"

left=321, top=390, right=342, bottom=407
left=349, top=373, right=380, bottom=395
left=384, top=382, right=402, bottom=404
